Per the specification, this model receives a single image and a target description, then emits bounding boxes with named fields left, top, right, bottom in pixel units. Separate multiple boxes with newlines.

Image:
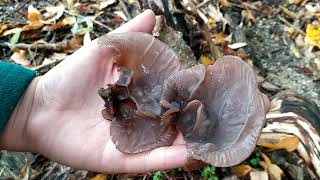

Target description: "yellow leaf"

left=0, top=24, right=8, bottom=35
left=27, top=5, right=40, bottom=22
left=200, top=55, right=213, bottom=65
left=233, top=164, right=252, bottom=177
left=281, top=7, right=295, bottom=17
left=213, top=32, right=225, bottom=44
left=10, top=49, right=30, bottom=66
left=90, top=174, right=107, bottom=180
left=306, top=24, right=320, bottom=48
left=259, top=136, right=299, bottom=152
left=261, top=153, right=272, bottom=167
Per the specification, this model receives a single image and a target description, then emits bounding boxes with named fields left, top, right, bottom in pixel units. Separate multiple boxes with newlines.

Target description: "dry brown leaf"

left=18, top=160, right=30, bottom=180
left=261, top=153, right=272, bottom=167
left=22, top=21, right=44, bottom=31
left=10, top=49, right=30, bottom=66
left=41, top=4, right=65, bottom=24
left=259, top=136, right=299, bottom=152
left=213, top=32, right=225, bottom=44
left=99, top=0, right=117, bottom=10
left=90, top=174, right=107, bottom=180
left=268, top=164, right=284, bottom=180
left=233, top=164, right=252, bottom=177
left=241, top=9, right=255, bottom=21
left=219, top=0, right=232, bottom=8
left=0, top=24, right=8, bottom=35
left=27, top=5, right=41, bottom=21
left=238, top=53, right=250, bottom=59
left=288, top=0, right=303, bottom=4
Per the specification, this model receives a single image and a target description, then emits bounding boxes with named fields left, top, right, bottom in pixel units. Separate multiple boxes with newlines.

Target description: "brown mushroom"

left=97, top=32, right=266, bottom=167
left=161, top=56, right=266, bottom=167
left=97, top=32, right=180, bottom=153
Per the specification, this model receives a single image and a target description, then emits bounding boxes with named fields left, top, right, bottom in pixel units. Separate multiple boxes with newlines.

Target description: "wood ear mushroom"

left=97, top=32, right=266, bottom=169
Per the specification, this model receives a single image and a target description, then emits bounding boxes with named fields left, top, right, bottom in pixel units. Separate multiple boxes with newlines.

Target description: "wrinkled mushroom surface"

left=98, top=32, right=180, bottom=153
left=161, top=56, right=266, bottom=167
left=97, top=32, right=266, bottom=167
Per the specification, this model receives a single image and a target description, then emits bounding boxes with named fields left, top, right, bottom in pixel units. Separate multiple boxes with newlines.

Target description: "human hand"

left=0, top=9, right=271, bottom=173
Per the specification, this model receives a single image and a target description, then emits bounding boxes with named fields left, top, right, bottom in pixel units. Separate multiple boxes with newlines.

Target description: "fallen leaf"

left=268, top=164, right=284, bottom=180
left=241, top=9, right=255, bottom=21
left=213, top=32, right=225, bottom=44
left=51, top=16, right=76, bottom=30
left=83, top=31, right=92, bottom=45
left=200, top=55, right=213, bottom=65
left=261, top=153, right=272, bottom=167
left=9, top=28, right=22, bottom=48
left=233, top=164, right=252, bottom=177
left=90, top=174, right=107, bottom=180
left=22, top=21, right=44, bottom=31
left=281, top=7, right=295, bottom=17
left=0, top=24, right=9, bottom=35
left=99, top=0, right=117, bottom=10
left=259, top=136, right=299, bottom=152
left=305, top=24, right=320, bottom=48
left=41, top=4, right=65, bottom=24
left=219, top=0, right=231, bottom=8
left=10, top=49, right=30, bottom=66
left=306, top=3, right=320, bottom=13
left=114, top=10, right=128, bottom=21
left=288, top=0, right=303, bottom=4
left=34, top=39, right=47, bottom=44
left=250, top=171, right=268, bottom=180
left=27, top=5, right=41, bottom=21
left=238, top=53, right=250, bottom=59
left=228, top=42, right=247, bottom=49
left=18, top=160, right=30, bottom=180
left=2, top=27, right=22, bottom=36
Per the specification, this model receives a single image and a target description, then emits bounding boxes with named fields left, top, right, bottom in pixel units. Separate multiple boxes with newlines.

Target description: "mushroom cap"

left=97, top=32, right=180, bottom=153
left=98, top=32, right=180, bottom=116
left=161, top=56, right=266, bottom=166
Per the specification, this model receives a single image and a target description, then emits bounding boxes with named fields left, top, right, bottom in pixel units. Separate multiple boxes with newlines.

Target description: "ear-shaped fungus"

left=97, top=32, right=266, bottom=167
left=97, top=32, right=180, bottom=153
left=161, top=56, right=266, bottom=167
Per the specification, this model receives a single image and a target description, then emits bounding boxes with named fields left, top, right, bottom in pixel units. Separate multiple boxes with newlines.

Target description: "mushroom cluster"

left=97, top=32, right=266, bottom=168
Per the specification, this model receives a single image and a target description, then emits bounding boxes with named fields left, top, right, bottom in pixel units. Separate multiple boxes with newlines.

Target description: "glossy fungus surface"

left=98, top=32, right=179, bottom=153
left=161, top=56, right=266, bottom=166
left=98, top=32, right=266, bottom=167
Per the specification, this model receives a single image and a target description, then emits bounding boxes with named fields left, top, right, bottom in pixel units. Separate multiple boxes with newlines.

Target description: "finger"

left=110, top=9, right=156, bottom=34
left=122, top=145, right=187, bottom=173
left=262, top=93, right=271, bottom=113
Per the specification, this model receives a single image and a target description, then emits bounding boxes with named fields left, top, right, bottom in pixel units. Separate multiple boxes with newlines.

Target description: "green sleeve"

left=0, top=61, right=37, bottom=133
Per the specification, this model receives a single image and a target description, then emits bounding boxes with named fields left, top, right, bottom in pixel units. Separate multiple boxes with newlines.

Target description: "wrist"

left=0, top=77, right=41, bottom=152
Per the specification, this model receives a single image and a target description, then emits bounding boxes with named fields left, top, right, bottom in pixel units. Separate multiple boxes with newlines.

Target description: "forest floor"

left=0, top=0, right=320, bottom=179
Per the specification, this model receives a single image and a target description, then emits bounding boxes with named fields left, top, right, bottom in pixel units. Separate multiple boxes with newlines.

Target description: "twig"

left=277, top=16, right=306, bottom=35
left=0, top=42, right=68, bottom=51
left=30, top=59, right=63, bottom=71
left=119, top=0, right=132, bottom=20
left=64, top=10, right=114, bottom=31
left=196, top=0, right=210, bottom=8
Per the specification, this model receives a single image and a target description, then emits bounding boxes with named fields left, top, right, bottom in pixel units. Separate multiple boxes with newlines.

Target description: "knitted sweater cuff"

left=0, top=61, right=37, bottom=133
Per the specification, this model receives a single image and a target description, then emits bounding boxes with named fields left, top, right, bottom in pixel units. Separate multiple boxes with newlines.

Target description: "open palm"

left=25, top=10, right=187, bottom=173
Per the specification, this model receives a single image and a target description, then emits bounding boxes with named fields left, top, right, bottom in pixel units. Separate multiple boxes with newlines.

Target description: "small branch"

left=0, top=42, right=68, bottom=51
left=196, top=0, right=210, bottom=8
left=31, top=59, right=63, bottom=71
left=278, top=16, right=306, bottom=35
left=119, top=0, right=132, bottom=20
